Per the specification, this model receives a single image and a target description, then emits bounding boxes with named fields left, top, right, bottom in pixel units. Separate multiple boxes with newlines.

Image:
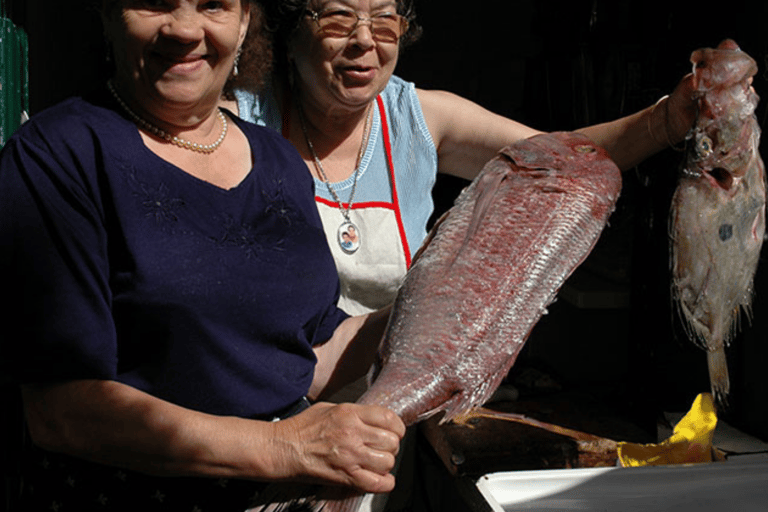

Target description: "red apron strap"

left=376, top=95, right=412, bottom=268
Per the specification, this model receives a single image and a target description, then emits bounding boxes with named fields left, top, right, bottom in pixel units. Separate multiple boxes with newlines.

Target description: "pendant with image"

left=338, top=220, right=361, bottom=254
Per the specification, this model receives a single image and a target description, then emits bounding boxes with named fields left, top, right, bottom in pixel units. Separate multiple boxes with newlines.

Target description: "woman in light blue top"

left=227, top=0, right=697, bottom=316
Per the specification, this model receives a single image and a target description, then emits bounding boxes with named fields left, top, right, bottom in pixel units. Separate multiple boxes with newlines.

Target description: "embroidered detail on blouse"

left=262, top=178, right=296, bottom=225
left=141, top=182, right=186, bottom=223
left=119, top=161, right=186, bottom=224
left=215, top=215, right=285, bottom=259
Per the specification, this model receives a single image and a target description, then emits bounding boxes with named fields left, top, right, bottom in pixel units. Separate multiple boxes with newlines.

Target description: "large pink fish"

left=246, top=131, right=622, bottom=512
left=670, top=40, right=766, bottom=404
left=358, top=132, right=621, bottom=427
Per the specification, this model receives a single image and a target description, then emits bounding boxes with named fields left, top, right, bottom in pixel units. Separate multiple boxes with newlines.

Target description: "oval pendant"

left=338, top=221, right=361, bottom=254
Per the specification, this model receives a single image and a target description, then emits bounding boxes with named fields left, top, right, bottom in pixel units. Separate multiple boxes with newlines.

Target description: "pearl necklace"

left=107, top=81, right=228, bottom=154
left=298, top=101, right=372, bottom=255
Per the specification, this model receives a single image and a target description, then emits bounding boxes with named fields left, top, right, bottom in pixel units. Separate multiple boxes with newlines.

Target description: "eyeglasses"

left=305, top=8, right=409, bottom=44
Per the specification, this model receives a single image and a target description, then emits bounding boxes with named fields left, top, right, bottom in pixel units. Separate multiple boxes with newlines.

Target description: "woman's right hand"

left=269, top=402, right=406, bottom=493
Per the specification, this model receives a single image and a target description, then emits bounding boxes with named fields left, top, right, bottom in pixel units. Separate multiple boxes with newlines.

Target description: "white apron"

left=314, top=96, right=411, bottom=316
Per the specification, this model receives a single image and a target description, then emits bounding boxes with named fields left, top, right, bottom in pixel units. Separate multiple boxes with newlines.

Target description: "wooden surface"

left=420, top=389, right=653, bottom=478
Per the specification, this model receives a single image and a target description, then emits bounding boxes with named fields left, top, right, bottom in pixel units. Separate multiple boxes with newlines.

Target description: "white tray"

left=476, top=454, right=768, bottom=511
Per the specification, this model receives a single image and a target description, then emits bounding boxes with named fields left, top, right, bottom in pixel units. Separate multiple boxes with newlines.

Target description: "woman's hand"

left=662, top=73, right=698, bottom=147
left=271, top=402, right=406, bottom=493
left=22, top=379, right=404, bottom=493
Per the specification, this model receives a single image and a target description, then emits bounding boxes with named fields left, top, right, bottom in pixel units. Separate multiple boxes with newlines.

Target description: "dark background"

left=399, top=0, right=768, bottom=443
left=3, top=0, right=768, bottom=447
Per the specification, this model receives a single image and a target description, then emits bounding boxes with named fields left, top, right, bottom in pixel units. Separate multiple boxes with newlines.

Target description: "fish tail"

left=707, top=347, right=730, bottom=405
left=314, top=494, right=366, bottom=512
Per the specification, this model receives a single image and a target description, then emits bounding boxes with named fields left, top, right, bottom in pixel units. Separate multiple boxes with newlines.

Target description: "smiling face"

left=289, top=0, right=402, bottom=115
left=104, top=0, right=249, bottom=118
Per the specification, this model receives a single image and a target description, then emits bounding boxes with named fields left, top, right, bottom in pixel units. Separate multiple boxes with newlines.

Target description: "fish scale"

left=321, top=132, right=620, bottom=512
left=248, top=131, right=622, bottom=512
left=360, top=133, right=622, bottom=429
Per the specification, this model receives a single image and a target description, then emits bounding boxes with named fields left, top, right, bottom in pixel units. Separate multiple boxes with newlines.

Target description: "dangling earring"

left=232, top=47, right=242, bottom=77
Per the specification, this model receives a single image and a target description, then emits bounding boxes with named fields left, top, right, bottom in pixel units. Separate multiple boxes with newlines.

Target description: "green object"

left=0, top=14, right=28, bottom=148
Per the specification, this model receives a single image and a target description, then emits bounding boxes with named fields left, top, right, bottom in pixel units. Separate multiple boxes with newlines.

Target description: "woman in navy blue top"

left=0, top=1, right=404, bottom=510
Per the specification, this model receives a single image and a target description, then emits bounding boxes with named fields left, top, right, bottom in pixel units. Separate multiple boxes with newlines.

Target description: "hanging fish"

left=670, top=39, right=766, bottom=404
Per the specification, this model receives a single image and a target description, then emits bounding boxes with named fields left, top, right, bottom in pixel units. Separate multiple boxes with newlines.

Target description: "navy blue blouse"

left=0, top=90, right=349, bottom=419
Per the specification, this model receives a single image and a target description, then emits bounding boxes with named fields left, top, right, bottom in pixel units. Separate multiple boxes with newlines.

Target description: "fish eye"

left=697, top=134, right=714, bottom=158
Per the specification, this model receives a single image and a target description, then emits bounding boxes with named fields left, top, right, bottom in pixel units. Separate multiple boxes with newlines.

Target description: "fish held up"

left=359, top=132, right=622, bottom=427
left=323, top=131, right=621, bottom=512
left=670, top=39, right=766, bottom=405
left=248, top=132, right=622, bottom=512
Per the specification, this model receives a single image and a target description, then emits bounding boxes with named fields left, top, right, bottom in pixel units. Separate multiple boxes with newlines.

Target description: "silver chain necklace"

left=107, top=80, right=228, bottom=155
left=298, top=102, right=372, bottom=255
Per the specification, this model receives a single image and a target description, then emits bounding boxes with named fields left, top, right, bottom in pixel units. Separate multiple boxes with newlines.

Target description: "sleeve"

left=310, top=303, right=350, bottom=348
left=0, top=122, right=117, bottom=384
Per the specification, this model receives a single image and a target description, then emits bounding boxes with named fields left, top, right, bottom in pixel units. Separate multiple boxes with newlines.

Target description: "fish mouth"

left=705, top=167, right=734, bottom=191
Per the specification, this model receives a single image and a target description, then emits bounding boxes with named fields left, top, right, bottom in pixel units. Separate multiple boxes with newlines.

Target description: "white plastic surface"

left=476, top=455, right=768, bottom=511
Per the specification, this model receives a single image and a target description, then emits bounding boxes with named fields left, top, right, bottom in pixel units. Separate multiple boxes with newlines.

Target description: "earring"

left=232, top=47, right=242, bottom=77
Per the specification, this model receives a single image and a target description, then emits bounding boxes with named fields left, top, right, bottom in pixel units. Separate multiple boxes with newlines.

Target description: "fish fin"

left=707, top=347, right=730, bottom=407
left=413, top=159, right=508, bottom=270
left=446, top=164, right=509, bottom=269
left=450, top=408, right=485, bottom=427
left=465, top=165, right=508, bottom=244
left=431, top=390, right=486, bottom=426
left=411, top=209, right=450, bottom=266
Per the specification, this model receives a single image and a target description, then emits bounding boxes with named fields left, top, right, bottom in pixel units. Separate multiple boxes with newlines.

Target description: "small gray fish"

left=670, top=39, right=766, bottom=404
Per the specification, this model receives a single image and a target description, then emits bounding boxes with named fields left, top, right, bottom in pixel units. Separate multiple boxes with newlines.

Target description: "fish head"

left=690, top=39, right=758, bottom=92
left=685, top=40, right=761, bottom=196
left=685, top=115, right=759, bottom=193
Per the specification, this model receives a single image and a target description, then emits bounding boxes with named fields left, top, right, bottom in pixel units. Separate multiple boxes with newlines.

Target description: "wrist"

left=647, top=95, right=685, bottom=152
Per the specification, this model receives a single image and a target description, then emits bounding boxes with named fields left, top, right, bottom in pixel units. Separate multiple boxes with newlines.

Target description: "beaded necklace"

left=107, top=81, right=228, bottom=154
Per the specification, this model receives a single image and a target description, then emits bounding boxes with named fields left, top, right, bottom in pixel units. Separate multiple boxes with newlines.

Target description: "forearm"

left=578, top=76, right=696, bottom=171
left=21, top=379, right=286, bottom=480
left=310, top=306, right=392, bottom=401
left=21, top=378, right=404, bottom=493
left=577, top=101, right=668, bottom=171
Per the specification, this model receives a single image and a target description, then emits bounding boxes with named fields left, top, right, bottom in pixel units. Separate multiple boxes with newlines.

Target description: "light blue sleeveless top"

left=234, top=75, right=438, bottom=257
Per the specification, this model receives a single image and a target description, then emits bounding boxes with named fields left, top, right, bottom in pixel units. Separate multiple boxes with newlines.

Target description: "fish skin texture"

left=670, top=39, right=766, bottom=404
left=360, top=131, right=622, bottom=427
left=273, top=132, right=623, bottom=512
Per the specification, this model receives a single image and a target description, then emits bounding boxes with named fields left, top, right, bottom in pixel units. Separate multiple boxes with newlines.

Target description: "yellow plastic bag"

left=617, top=393, right=718, bottom=467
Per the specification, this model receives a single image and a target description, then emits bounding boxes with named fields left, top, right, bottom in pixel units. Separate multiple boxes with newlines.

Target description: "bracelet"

left=647, top=95, right=685, bottom=152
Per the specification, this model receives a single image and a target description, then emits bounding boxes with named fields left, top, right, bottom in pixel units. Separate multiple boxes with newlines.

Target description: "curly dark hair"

left=224, top=1, right=273, bottom=99
left=260, top=0, right=423, bottom=78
